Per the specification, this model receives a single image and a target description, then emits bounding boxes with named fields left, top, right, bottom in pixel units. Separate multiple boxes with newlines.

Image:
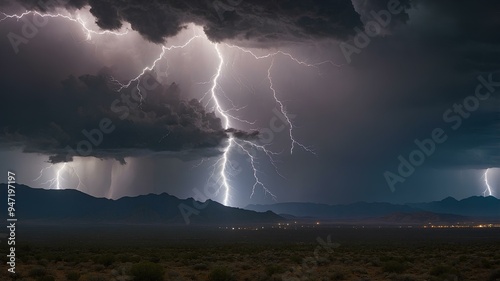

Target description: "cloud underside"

left=0, top=71, right=257, bottom=164
left=11, top=0, right=364, bottom=45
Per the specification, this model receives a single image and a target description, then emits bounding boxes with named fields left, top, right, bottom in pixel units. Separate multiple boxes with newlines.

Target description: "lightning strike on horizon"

left=483, top=169, right=493, bottom=197
left=209, top=44, right=232, bottom=206
left=55, top=163, right=66, bottom=189
left=35, top=162, right=87, bottom=191
left=206, top=45, right=296, bottom=205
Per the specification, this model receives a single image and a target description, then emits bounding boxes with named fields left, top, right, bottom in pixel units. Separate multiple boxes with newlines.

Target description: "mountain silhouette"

left=408, top=196, right=500, bottom=218
left=246, top=196, right=500, bottom=220
left=0, top=184, right=283, bottom=225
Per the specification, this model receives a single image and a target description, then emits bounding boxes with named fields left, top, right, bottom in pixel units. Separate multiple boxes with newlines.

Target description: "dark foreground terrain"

left=1, top=224, right=500, bottom=281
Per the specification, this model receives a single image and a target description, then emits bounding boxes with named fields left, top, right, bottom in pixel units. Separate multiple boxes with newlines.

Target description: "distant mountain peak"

left=246, top=195, right=500, bottom=220
left=441, top=196, right=458, bottom=203
left=0, top=184, right=283, bottom=224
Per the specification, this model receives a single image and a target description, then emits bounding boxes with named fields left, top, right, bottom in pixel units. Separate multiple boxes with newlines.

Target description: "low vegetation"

left=1, top=227, right=498, bottom=281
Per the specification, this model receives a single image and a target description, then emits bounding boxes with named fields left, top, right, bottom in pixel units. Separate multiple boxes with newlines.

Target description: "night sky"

left=0, top=0, right=499, bottom=207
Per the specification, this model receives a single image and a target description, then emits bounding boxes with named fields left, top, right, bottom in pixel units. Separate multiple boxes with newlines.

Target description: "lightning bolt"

left=205, top=43, right=340, bottom=204
left=483, top=168, right=493, bottom=197
left=224, top=44, right=344, bottom=70
left=34, top=163, right=87, bottom=191
left=114, top=39, right=285, bottom=206
left=110, top=34, right=202, bottom=92
left=210, top=44, right=232, bottom=205
left=0, top=10, right=129, bottom=40
left=55, top=163, right=66, bottom=189
left=3, top=8, right=337, bottom=206
left=222, top=44, right=336, bottom=155
left=267, top=58, right=315, bottom=155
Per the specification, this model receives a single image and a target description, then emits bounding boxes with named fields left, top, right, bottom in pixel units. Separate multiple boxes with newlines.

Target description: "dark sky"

left=0, top=0, right=499, bottom=207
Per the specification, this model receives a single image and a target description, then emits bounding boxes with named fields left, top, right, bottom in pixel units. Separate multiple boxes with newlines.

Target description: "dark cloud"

left=7, top=0, right=363, bottom=45
left=0, top=69, right=258, bottom=163
left=352, top=0, right=411, bottom=28
left=225, top=128, right=259, bottom=140
left=404, top=0, right=500, bottom=72
left=413, top=0, right=500, bottom=45
left=0, top=0, right=499, bottom=205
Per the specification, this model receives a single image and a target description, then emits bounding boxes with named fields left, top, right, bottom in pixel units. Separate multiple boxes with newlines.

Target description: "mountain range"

left=246, top=196, right=500, bottom=221
left=0, top=184, right=282, bottom=225
left=2, top=184, right=499, bottom=225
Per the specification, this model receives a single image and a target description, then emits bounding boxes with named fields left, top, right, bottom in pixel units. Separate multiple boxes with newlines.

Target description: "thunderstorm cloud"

left=0, top=69, right=248, bottom=164
left=0, top=0, right=499, bottom=204
left=6, top=0, right=365, bottom=45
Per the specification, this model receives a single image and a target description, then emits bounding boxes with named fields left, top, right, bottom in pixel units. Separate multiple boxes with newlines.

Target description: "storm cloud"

left=0, top=69, right=238, bottom=164
left=0, top=0, right=499, bottom=205
left=6, top=0, right=364, bottom=45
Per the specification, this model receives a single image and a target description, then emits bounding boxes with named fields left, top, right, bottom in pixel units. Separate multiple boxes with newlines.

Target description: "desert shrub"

left=329, top=271, right=346, bottom=280
left=37, top=276, right=55, bottom=281
left=489, top=269, right=500, bottom=281
left=380, top=255, right=393, bottom=262
left=46, top=253, right=63, bottom=262
left=37, top=259, right=49, bottom=266
left=193, top=263, right=209, bottom=270
left=93, top=264, right=106, bottom=272
left=84, top=274, right=107, bottom=281
left=66, top=271, right=81, bottom=280
left=482, top=258, right=492, bottom=268
left=63, top=253, right=79, bottom=263
left=94, top=253, right=115, bottom=267
left=29, top=266, right=47, bottom=277
left=289, top=255, right=302, bottom=264
left=429, top=265, right=457, bottom=276
left=117, top=253, right=132, bottom=262
left=265, top=264, right=285, bottom=276
left=149, top=255, right=161, bottom=263
left=382, top=260, right=407, bottom=273
left=208, top=267, right=236, bottom=281
left=239, top=263, right=251, bottom=270
left=167, top=270, right=180, bottom=277
left=130, top=261, right=164, bottom=281
left=388, top=274, right=419, bottom=281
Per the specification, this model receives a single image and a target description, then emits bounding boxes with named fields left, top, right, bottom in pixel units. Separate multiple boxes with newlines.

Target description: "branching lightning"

left=210, top=44, right=232, bottom=205
left=222, top=44, right=336, bottom=155
left=224, top=44, right=344, bottom=70
left=267, top=58, right=315, bottom=155
left=34, top=163, right=87, bottom=191
left=111, top=34, right=202, bottom=92
left=2, top=8, right=332, bottom=205
left=483, top=168, right=493, bottom=197
left=205, top=42, right=333, bottom=204
left=0, top=10, right=129, bottom=39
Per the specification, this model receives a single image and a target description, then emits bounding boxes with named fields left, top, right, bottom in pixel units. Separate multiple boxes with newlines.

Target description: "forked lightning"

left=2, top=8, right=330, bottom=205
